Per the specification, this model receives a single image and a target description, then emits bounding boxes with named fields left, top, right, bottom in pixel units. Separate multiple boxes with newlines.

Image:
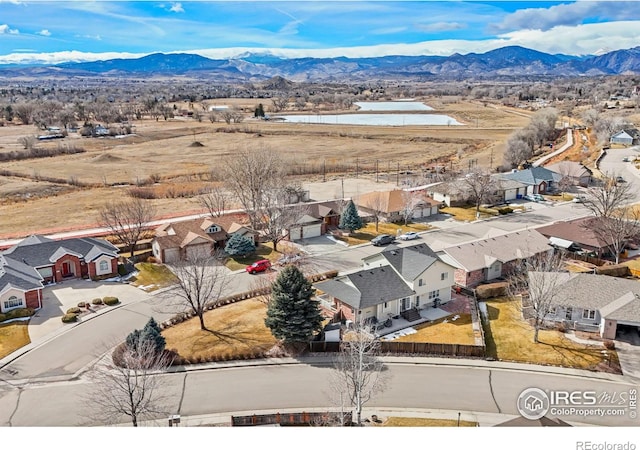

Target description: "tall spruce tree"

left=126, top=317, right=165, bottom=355
left=265, top=265, right=323, bottom=345
left=339, top=200, right=363, bottom=232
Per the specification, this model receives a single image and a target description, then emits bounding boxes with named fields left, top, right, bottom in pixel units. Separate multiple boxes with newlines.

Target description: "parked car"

left=398, top=231, right=419, bottom=241
left=277, top=253, right=303, bottom=265
left=371, top=234, right=395, bottom=246
left=245, top=259, right=271, bottom=274
left=616, top=176, right=626, bottom=183
left=523, top=194, right=544, bottom=202
left=572, top=195, right=586, bottom=203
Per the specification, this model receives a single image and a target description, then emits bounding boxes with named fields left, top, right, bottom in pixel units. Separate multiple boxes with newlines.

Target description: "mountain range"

left=2, top=45, right=640, bottom=82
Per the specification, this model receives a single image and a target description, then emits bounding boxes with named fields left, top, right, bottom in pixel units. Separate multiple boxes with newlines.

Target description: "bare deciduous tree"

left=85, top=339, right=174, bottom=427
left=590, top=212, right=640, bottom=264
left=98, top=198, right=156, bottom=258
left=13, top=103, right=36, bottom=125
left=271, top=96, right=289, bottom=112
left=166, top=253, right=230, bottom=331
left=198, top=184, right=229, bottom=217
left=458, top=169, right=499, bottom=215
left=582, top=174, right=636, bottom=218
left=359, top=192, right=386, bottom=232
left=507, top=251, right=567, bottom=343
left=400, top=190, right=421, bottom=225
left=330, top=320, right=388, bottom=426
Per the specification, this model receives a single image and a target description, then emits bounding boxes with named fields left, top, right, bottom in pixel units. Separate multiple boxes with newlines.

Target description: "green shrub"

left=92, top=298, right=103, bottom=305
left=61, top=313, right=78, bottom=323
left=0, top=307, right=36, bottom=323
left=77, top=302, right=86, bottom=308
left=66, top=307, right=81, bottom=314
left=478, top=207, right=499, bottom=216
left=103, top=296, right=120, bottom=306
left=497, top=207, right=513, bottom=215
left=117, top=264, right=127, bottom=276
left=476, top=282, right=508, bottom=299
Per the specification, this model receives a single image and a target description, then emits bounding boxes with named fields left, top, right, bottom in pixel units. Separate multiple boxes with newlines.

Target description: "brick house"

left=0, top=235, right=120, bottom=313
left=438, top=229, right=553, bottom=288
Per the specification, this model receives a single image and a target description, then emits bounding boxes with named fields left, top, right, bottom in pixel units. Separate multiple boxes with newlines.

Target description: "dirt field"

left=0, top=97, right=531, bottom=237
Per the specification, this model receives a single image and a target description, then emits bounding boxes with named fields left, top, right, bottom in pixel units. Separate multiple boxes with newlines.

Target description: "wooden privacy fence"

left=231, top=411, right=351, bottom=426
left=308, top=340, right=485, bottom=357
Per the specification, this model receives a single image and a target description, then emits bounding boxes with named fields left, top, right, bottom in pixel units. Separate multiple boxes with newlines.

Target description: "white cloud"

left=169, top=2, right=184, bottom=13
left=37, top=29, right=51, bottom=37
left=418, top=22, right=467, bottom=33
left=0, top=24, right=19, bottom=34
left=491, top=1, right=640, bottom=33
left=0, top=50, right=146, bottom=65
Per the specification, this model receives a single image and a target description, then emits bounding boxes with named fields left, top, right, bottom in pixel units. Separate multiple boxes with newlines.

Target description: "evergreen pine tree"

left=125, top=329, right=141, bottom=350
left=141, top=317, right=166, bottom=354
left=264, top=265, right=323, bottom=345
left=339, top=200, right=364, bottom=232
left=224, top=233, right=256, bottom=257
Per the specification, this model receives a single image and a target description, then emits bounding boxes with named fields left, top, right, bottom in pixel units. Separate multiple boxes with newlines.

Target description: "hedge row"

left=0, top=307, right=35, bottom=323
left=476, top=282, right=509, bottom=299
left=167, top=348, right=268, bottom=366
left=61, top=296, right=120, bottom=322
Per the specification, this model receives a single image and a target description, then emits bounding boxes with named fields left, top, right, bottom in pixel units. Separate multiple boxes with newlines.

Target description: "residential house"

left=438, top=229, right=553, bottom=288
left=536, top=217, right=619, bottom=259
left=315, top=243, right=455, bottom=327
left=0, top=235, right=120, bottom=312
left=533, top=272, right=640, bottom=339
left=492, top=176, right=529, bottom=202
left=544, top=161, right=592, bottom=187
left=496, top=167, right=563, bottom=195
left=610, top=129, right=640, bottom=146
left=287, top=200, right=342, bottom=240
left=152, top=214, right=252, bottom=263
left=0, top=254, right=44, bottom=312
left=355, top=189, right=440, bottom=222
left=426, top=181, right=469, bottom=207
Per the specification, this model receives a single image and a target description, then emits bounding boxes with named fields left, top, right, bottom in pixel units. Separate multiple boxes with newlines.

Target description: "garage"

left=616, top=322, right=640, bottom=344
left=185, top=242, right=212, bottom=260
left=288, top=216, right=323, bottom=241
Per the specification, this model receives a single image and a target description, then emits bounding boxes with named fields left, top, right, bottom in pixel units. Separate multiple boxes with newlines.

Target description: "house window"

left=415, top=295, right=420, bottom=307
left=384, top=302, right=388, bottom=309
left=582, top=309, right=596, bottom=320
left=4, top=295, right=23, bottom=310
left=207, top=225, right=220, bottom=233
left=549, top=307, right=557, bottom=316
left=565, top=307, right=573, bottom=320
left=441, top=272, right=448, bottom=281
left=418, top=279, right=423, bottom=286
left=99, top=260, right=109, bottom=272
left=428, top=290, right=439, bottom=300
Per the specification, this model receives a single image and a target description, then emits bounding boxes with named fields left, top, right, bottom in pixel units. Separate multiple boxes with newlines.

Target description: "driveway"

left=616, top=329, right=640, bottom=381
left=29, top=280, right=152, bottom=343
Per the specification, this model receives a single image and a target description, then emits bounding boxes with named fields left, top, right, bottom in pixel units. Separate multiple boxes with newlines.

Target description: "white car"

left=398, top=231, right=419, bottom=241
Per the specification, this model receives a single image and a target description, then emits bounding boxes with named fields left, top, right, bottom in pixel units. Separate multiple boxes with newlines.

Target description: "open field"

left=0, top=98, right=531, bottom=237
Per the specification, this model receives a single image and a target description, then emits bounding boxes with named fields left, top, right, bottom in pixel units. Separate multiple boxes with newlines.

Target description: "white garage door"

left=289, top=227, right=302, bottom=241
left=302, top=223, right=322, bottom=239
left=185, top=243, right=211, bottom=260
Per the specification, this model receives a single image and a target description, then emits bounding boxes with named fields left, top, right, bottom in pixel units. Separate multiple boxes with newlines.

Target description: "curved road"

left=0, top=359, right=637, bottom=427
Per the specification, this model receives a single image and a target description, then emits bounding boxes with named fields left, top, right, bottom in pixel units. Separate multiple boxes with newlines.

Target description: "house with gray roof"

left=497, top=167, right=563, bottom=195
left=610, top=129, right=640, bottom=146
left=438, top=229, right=553, bottom=287
left=0, top=235, right=119, bottom=313
left=315, top=243, right=455, bottom=329
left=532, top=272, right=640, bottom=339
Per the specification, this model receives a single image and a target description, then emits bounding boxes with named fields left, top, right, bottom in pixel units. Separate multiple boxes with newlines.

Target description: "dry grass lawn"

left=379, top=417, right=477, bottom=427
left=483, top=297, right=619, bottom=371
left=162, top=299, right=277, bottom=360
left=440, top=206, right=491, bottom=222
left=0, top=98, right=529, bottom=237
left=129, top=263, right=178, bottom=291
left=0, top=322, right=30, bottom=359
left=336, top=222, right=431, bottom=246
left=393, top=313, right=475, bottom=345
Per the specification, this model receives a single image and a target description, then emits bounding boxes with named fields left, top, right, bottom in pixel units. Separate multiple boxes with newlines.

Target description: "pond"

left=273, top=114, right=463, bottom=126
left=354, top=101, right=433, bottom=111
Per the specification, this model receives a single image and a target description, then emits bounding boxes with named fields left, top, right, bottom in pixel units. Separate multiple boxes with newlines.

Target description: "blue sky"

left=1, top=1, right=639, bottom=64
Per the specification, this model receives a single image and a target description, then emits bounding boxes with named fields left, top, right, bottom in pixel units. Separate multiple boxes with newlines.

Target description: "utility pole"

left=376, top=159, right=379, bottom=183
left=341, top=178, right=345, bottom=199
left=396, top=162, right=400, bottom=186
left=323, top=159, right=326, bottom=182
left=489, top=148, right=494, bottom=171
left=356, top=158, right=359, bottom=179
